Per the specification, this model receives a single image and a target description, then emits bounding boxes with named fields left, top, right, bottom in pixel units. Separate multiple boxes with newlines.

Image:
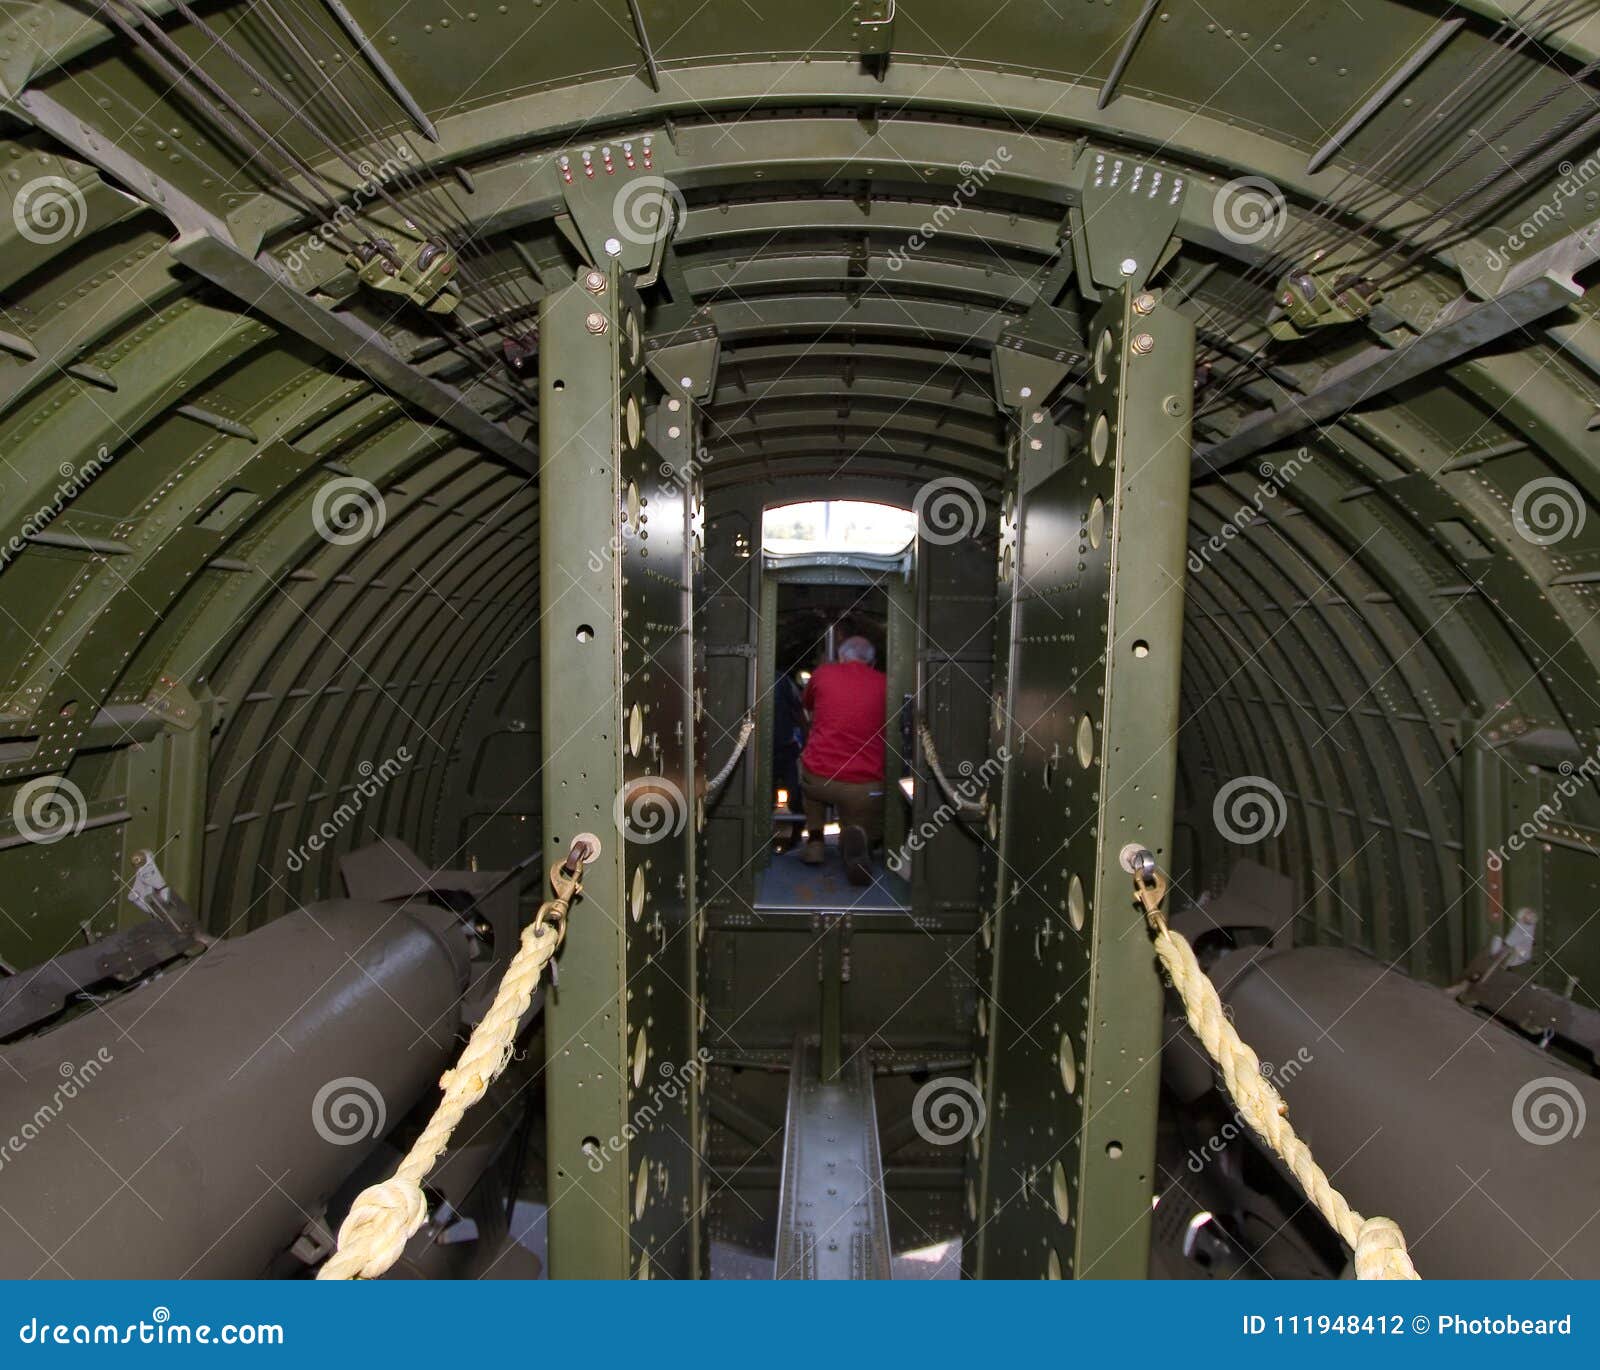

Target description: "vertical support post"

left=652, top=391, right=707, bottom=1275
left=883, top=573, right=917, bottom=869
left=540, top=267, right=697, bottom=1279
left=752, top=568, right=778, bottom=892
left=974, top=284, right=1193, bottom=1278
left=1463, top=736, right=1510, bottom=968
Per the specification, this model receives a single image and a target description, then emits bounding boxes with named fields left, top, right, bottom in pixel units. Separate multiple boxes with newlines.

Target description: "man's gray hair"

left=838, top=635, right=876, bottom=666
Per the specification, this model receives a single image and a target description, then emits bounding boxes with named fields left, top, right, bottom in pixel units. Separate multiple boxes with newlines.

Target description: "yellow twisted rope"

left=1139, top=874, right=1419, bottom=1280
left=318, top=858, right=585, bottom=1280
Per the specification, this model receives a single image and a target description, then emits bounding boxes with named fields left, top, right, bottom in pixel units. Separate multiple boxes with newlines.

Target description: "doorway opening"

left=754, top=542, right=915, bottom=913
left=758, top=572, right=909, bottom=911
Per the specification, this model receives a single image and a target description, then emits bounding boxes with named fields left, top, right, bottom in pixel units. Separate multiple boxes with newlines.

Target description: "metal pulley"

left=348, top=236, right=463, bottom=314
left=1269, top=247, right=1382, bottom=340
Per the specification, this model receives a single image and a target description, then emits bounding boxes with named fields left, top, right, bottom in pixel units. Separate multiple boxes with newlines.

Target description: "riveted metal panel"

left=539, top=270, right=697, bottom=1279
left=976, top=285, right=1192, bottom=1278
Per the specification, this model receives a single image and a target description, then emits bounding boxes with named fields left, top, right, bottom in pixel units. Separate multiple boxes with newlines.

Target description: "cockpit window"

left=762, top=500, right=915, bottom=556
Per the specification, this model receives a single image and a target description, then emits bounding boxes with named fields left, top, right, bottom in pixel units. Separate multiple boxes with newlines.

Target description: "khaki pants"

left=799, top=763, right=884, bottom=844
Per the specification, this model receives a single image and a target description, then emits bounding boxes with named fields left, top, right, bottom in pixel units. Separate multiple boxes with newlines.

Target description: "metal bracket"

left=1458, top=960, right=1600, bottom=1061
left=853, top=0, right=896, bottom=57
left=1268, top=246, right=1382, bottom=340
left=555, top=139, right=677, bottom=279
left=991, top=308, right=1084, bottom=409
left=347, top=237, right=462, bottom=315
left=1070, top=150, right=1185, bottom=297
left=645, top=306, right=721, bottom=401
left=0, top=916, right=201, bottom=1037
left=127, top=849, right=196, bottom=927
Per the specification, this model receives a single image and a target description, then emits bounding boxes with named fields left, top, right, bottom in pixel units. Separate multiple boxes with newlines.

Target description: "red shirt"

left=800, top=660, right=887, bottom=783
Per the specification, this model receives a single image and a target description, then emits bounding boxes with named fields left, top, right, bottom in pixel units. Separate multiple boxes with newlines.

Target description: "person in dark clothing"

left=798, top=635, right=886, bottom=885
left=772, top=668, right=805, bottom=845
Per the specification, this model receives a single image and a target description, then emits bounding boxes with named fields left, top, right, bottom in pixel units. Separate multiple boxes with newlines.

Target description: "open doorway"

left=754, top=507, right=916, bottom=912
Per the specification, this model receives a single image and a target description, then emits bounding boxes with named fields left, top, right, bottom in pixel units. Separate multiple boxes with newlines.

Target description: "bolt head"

left=1119, top=257, right=1138, bottom=276
left=1133, top=291, right=1157, bottom=314
left=585, top=311, right=608, bottom=334
left=1132, top=332, right=1155, bottom=354
left=583, top=269, right=607, bottom=293
left=604, top=236, right=622, bottom=257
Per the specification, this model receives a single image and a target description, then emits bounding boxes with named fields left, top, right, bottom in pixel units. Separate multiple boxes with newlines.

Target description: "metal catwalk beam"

left=774, top=1039, right=893, bottom=1279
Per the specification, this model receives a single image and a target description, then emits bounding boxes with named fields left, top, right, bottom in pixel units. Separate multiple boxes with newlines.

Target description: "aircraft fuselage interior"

left=0, top=0, right=1596, bottom=1286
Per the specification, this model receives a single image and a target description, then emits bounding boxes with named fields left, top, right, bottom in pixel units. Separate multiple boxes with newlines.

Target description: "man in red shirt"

left=798, top=635, right=887, bottom=884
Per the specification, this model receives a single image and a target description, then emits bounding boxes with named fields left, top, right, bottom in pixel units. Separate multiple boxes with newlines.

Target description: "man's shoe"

left=801, top=840, right=826, bottom=866
left=841, top=825, right=871, bottom=885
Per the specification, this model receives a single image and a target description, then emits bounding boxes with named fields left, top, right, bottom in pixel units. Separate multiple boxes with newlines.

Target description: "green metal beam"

left=975, top=284, right=1193, bottom=1278
left=539, top=267, right=698, bottom=1279
left=13, top=89, right=536, bottom=475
